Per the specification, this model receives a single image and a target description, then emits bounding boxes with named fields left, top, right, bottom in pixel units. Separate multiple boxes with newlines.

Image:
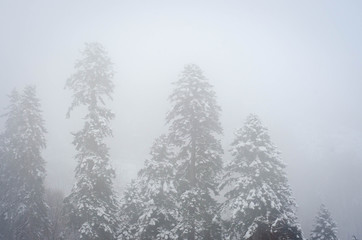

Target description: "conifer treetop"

left=0, top=86, right=49, bottom=239
left=166, top=64, right=223, bottom=190
left=66, top=42, right=114, bottom=117
left=165, top=64, right=224, bottom=239
left=63, top=43, right=118, bottom=240
left=310, top=204, right=339, bottom=240
left=167, top=64, right=222, bottom=140
left=221, top=114, right=302, bottom=239
left=118, top=135, right=177, bottom=240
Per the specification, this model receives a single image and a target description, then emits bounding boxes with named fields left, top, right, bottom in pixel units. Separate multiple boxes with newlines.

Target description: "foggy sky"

left=1, top=0, right=362, bottom=238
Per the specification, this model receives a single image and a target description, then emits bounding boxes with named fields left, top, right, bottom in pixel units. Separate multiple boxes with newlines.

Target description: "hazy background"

left=0, top=0, right=361, bottom=238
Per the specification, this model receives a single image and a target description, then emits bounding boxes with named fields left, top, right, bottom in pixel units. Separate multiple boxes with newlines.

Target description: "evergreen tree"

left=310, top=204, right=339, bottom=240
left=0, top=90, right=19, bottom=239
left=63, top=42, right=119, bottom=240
left=0, top=86, right=49, bottom=240
left=119, top=135, right=177, bottom=240
left=220, top=114, right=302, bottom=240
left=118, top=180, right=144, bottom=240
left=166, top=64, right=223, bottom=240
left=136, top=135, right=178, bottom=239
left=0, top=90, right=21, bottom=236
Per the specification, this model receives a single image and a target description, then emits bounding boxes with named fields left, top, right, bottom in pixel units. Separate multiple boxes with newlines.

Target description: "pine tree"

left=0, top=90, right=21, bottom=235
left=136, top=135, right=178, bottom=239
left=119, top=135, right=177, bottom=240
left=118, top=180, right=144, bottom=240
left=63, top=42, right=119, bottom=240
left=0, top=86, right=50, bottom=240
left=166, top=64, right=223, bottom=240
left=310, top=204, right=339, bottom=240
left=220, top=114, right=302, bottom=240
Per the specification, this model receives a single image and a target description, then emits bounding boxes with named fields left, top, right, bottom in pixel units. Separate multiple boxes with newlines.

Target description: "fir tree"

left=166, top=64, right=223, bottom=240
left=220, top=114, right=302, bottom=240
left=63, top=42, right=119, bottom=240
left=310, top=204, right=339, bottom=240
left=0, top=90, right=21, bottom=237
left=136, top=135, right=178, bottom=239
left=119, top=135, right=177, bottom=240
left=118, top=180, right=144, bottom=240
left=0, top=86, right=49, bottom=240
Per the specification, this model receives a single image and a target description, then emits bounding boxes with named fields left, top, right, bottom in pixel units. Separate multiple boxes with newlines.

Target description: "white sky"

left=1, top=0, right=362, bottom=238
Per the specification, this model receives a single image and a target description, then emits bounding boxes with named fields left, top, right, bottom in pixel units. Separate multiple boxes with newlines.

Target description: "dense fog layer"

left=0, top=1, right=361, bottom=239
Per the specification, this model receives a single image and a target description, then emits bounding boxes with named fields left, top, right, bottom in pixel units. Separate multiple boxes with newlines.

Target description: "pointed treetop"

left=310, top=204, right=339, bottom=240
left=0, top=85, right=49, bottom=239
left=66, top=42, right=114, bottom=117
left=167, top=63, right=222, bottom=140
left=221, top=113, right=302, bottom=239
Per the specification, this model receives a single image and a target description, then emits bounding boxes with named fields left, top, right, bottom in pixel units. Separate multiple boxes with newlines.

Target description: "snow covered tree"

left=118, top=180, right=144, bottom=240
left=310, top=204, right=339, bottom=240
left=63, top=42, right=119, bottom=240
left=220, top=114, right=302, bottom=240
left=0, top=90, right=21, bottom=239
left=0, top=86, right=50, bottom=240
left=135, top=135, right=178, bottom=239
left=119, top=135, right=177, bottom=240
left=166, top=64, right=223, bottom=240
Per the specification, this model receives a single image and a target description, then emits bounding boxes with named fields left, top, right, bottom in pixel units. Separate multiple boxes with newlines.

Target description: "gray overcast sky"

left=1, top=0, right=362, bottom=238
